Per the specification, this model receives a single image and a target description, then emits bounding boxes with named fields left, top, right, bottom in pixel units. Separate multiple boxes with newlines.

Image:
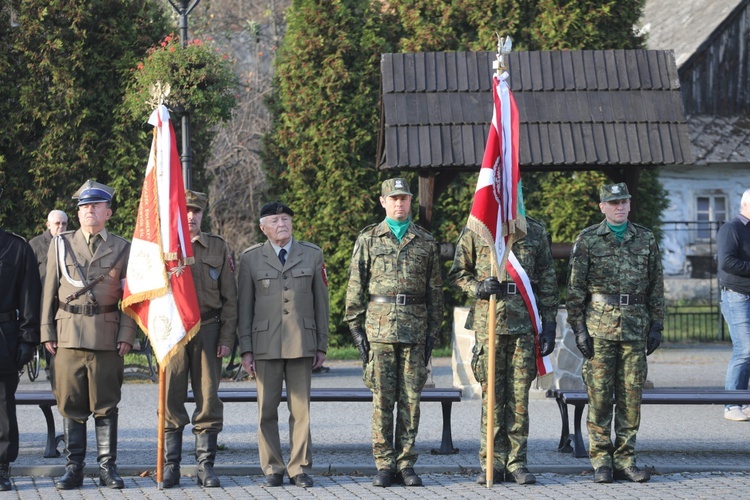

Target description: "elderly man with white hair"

left=29, top=210, right=69, bottom=283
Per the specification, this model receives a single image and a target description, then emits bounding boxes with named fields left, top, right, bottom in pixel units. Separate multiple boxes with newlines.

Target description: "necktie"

left=278, top=248, right=287, bottom=266
left=89, top=234, right=100, bottom=256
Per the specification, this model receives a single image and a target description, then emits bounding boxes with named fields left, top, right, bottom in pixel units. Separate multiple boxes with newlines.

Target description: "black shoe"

left=372, top=469, right=394, bottom=487
left=197, top=463, right=220, bottom=487
left=290, top=473, right=313, bottom=488
left=594, top=466, right=613, bottom=483
left=613, top=466, right=650, bottom=482
left=312, top=365, right=330, bottom=374
left=99, top=464, right=124, bottom=489
left=162, top=464, right=180, bottom=488
left=55, top=465, right=84, bottom=490
left=509, top=466, right=536, bottom=485
left=476, top=469, right=504, bottom=484
left=0, top=463, right=11, bottom=491
left=265, top=473, right=283, bottom=487
left=396, top=467, right=422, bottom=486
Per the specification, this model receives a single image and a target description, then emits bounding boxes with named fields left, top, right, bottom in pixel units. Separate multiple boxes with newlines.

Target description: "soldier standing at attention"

left=448, top=218, right=558, bottom=485
left=161, top=190, right=237, bottom=488
left=345, top=178, right=444, bottom=488
left=41, top=180, right=136, bottom=490
left=566, top=182, right=664, bottom=484
left=237, top=201, right=329, bottom=489
left=0, top=186, right=41, bottom=491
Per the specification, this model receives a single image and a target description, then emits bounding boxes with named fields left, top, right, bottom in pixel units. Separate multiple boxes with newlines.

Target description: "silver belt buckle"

left=396, top=294, right=407, bottom=305
left=619, top=294, right=630, bottom=306
left=506, top=283, right=517, bottom=295
left=83, top=303, right=95, bottom=316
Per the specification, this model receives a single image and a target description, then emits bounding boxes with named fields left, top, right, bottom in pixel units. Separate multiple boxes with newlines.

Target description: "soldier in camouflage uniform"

left=566, top=182, right=664, bottom=484
left=345, top=178, right=444, bottom=488
left=448, top=218, right=558, bottom=485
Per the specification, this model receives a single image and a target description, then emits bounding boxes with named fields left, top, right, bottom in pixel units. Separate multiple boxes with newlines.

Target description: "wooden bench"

left=187, top=387, right=462, bottom=455
left=15, top=390, right=64, bottom=458
left=547, top=388, right=750, bottom=458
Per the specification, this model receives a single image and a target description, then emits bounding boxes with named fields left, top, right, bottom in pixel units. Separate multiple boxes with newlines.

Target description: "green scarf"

left=385, top=217, right=411, bottom=243
left=606, top=221, right=628, bottom=242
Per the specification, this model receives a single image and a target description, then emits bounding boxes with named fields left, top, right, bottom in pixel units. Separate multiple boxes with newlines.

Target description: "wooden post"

left=485, top=263, right=497, bottom=487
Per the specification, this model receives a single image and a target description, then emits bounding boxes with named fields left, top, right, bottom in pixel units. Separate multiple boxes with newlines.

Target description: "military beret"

left=73, top=179, right=114, bottom=206
left=185, top=190, right=208, bottom=212
left=599, top=182, right=631, bottom=203
left=381, top=178, right=412, bottom=197
left=260, top=201, right=294, bottom=218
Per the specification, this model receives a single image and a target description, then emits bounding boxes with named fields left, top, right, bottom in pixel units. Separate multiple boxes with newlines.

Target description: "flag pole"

left=486, top=261, right=497, bottom=487
left=157, top=367, right=166, bottom=489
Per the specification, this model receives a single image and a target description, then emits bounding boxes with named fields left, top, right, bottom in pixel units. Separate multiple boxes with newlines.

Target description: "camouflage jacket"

left=566, top=219, right=664, bottom=341
left=345, top=220, right=444, bottom=344
left=448, top=219, right=559, bottom=343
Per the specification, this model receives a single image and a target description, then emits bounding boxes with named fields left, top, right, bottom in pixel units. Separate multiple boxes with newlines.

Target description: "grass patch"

left=325, top=345, right=452, bottom=360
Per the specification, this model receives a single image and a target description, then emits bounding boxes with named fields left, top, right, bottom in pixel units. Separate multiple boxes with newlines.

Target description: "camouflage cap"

left=73, top=180, right=114, bottom=206
left=185, top=190, right=208, bottom=212
left=599, top=182, right=632, bottom=203
left=381, top=178, right=412, bottom=197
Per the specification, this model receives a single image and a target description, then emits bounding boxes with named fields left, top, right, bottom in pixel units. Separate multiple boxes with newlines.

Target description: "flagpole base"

left=157, top=481, right=163, bottom=490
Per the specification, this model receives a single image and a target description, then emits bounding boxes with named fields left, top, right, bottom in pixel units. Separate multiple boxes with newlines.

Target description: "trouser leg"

left=505, top=335, right=536, bottom=473
left=583, top=338, right=616, bottom=470
left=366, top=343, right=397, bottom=471
left=0, top=375, right=19, bottom=464
left=612, top=341, right=647, bottom=470
left=256, top=359, right=285, bottom=475
left=394, top=344, right=427, bottom=470
left=285, top=357, right=313, bottom=477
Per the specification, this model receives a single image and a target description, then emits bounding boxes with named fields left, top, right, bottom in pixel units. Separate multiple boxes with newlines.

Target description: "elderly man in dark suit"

left=237, top=201, right=329, bottom=489
left=41, top=180, right=136, bottom=490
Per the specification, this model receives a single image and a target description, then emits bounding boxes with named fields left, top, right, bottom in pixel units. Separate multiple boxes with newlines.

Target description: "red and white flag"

left=467, top=72, right=551, bottom=376
left=122, top=105, right=201, bottom=366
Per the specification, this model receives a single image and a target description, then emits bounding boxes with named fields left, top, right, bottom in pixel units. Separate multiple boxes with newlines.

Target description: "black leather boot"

left=0, top=463, right=11, bottom=491
left=55, top=418, right=86, bottom=490
left=95, top=416, right=124, bottom=489
left=195, top=433, right=220, bottom=487
left=162, top=432, right=182, bottom=488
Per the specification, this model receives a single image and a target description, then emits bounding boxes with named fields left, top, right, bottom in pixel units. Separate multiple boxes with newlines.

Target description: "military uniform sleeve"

left=18, top=240, right=41, bottom=344
left=218, top=241, right=238, bottom=348
left=566, top=232, right=590, bottom=327
left=426, top=237, right=444, bottom=337
left=236, top=251, right=255, bottom=354
left=41, top=236, right=61, bottom=343
left=535, top=226, right=560, bottom=324
left=448, top=229, right=481, bottom=299
left=344, top=233, right=369, bottom=330
left=646, top=232, right=665, bottom=324
left=311, top=248, right=330, bottom=353
left=116, top=242, right=137, bottom=346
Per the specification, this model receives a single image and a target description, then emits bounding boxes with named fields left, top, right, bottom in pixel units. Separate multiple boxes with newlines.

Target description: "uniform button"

left=284, top=287, right=289, bottom=291
left=284, top=298, right=289, bottom=303
left=283, top=310, right=288, bottom=315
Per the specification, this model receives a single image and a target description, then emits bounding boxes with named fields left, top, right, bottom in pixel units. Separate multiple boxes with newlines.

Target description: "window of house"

left=695, top=194, right=727, bottom=240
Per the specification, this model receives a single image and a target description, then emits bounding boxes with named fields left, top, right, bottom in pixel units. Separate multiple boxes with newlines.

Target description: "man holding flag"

left=449, top=219, right=558, bottom=485
left=448, top=40, right=558, bottom=486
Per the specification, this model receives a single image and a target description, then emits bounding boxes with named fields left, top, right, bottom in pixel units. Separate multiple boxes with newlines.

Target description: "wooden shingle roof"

left=378, top=50, right=694, bottom=171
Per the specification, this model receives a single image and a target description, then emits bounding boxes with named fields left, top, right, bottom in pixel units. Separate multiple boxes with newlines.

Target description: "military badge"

left=261, top=279, right=270, bottom=289
left=228, top=253, right=235, bottom=272
left=321, top=263, right=328, bottom=287
left=209, top=266, right=220, bottom=280
left=612, top=185, right=621, bottom=194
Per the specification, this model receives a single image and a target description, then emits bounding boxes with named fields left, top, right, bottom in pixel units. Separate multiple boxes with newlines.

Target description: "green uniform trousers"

left=52, top=348, right=123, bottom=422
left=582, top=338, right=647, bottom=470
left=363, top=342, right=428, bottom=471
left=472, top=335, right=536, bottom=473
left=164, top=320, right=224, bottom=433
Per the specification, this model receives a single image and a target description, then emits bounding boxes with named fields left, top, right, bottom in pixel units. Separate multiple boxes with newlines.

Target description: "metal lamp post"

left=167, top=0, right=201, bottom=189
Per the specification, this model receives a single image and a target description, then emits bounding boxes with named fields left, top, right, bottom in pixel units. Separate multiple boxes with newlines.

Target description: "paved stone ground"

left=6, top=344, right=750, bottom=497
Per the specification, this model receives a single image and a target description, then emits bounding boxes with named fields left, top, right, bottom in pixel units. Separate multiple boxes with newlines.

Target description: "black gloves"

left=475, top=277, right=503, bottom=300
left=539, top=322, right=556, bottom=357
left=647, top=321, right=663, bottom=356
left=425, top=335, right=436, bottom=364
left=573, top=324, right=593, bottom=359
left=16, top=342, right=36, bottom=367
left=350, top=327, right=370, bottom=365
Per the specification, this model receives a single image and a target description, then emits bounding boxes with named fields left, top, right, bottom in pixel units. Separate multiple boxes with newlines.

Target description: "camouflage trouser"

left=582, top=338, right=647, bottom=470
left=471, top=335, right=536, bottom=473
left=363, top=342, right=428, bottom=471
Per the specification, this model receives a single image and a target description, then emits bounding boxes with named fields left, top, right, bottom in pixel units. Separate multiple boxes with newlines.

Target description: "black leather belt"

left=60, top=303, right=119, bottom=316
left=201, top=309, right=221, bottom=322
left=370, top=294, right=425, bottom=305
left=0, top=311, right=17, bottom=322
left=591, top=293, right=646, bottom=306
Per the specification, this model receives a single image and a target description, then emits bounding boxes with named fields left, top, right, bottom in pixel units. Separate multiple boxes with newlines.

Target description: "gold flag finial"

left=493, top=34, right=512, bottom=75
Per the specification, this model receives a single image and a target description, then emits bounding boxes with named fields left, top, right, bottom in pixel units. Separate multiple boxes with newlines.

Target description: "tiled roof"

left=378, top=50, right=694, bottom=171
left=688, top=115, right=750, bottom=163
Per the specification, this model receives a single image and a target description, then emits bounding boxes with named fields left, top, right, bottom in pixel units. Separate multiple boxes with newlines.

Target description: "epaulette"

left=299, top=240, right=322, bottom=252
left=410, top=223, right=434, bottom=240
left=241, top=242, right=264, bottom=255
left=204, top=232, right=228, bottom=243
left=358, top=223, right=379, bottom=236
left=110, top=233, right=130, bottom=244
left=579, top=224, right=600, bottom=236
left=630, top=222, right=654, bottom=234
